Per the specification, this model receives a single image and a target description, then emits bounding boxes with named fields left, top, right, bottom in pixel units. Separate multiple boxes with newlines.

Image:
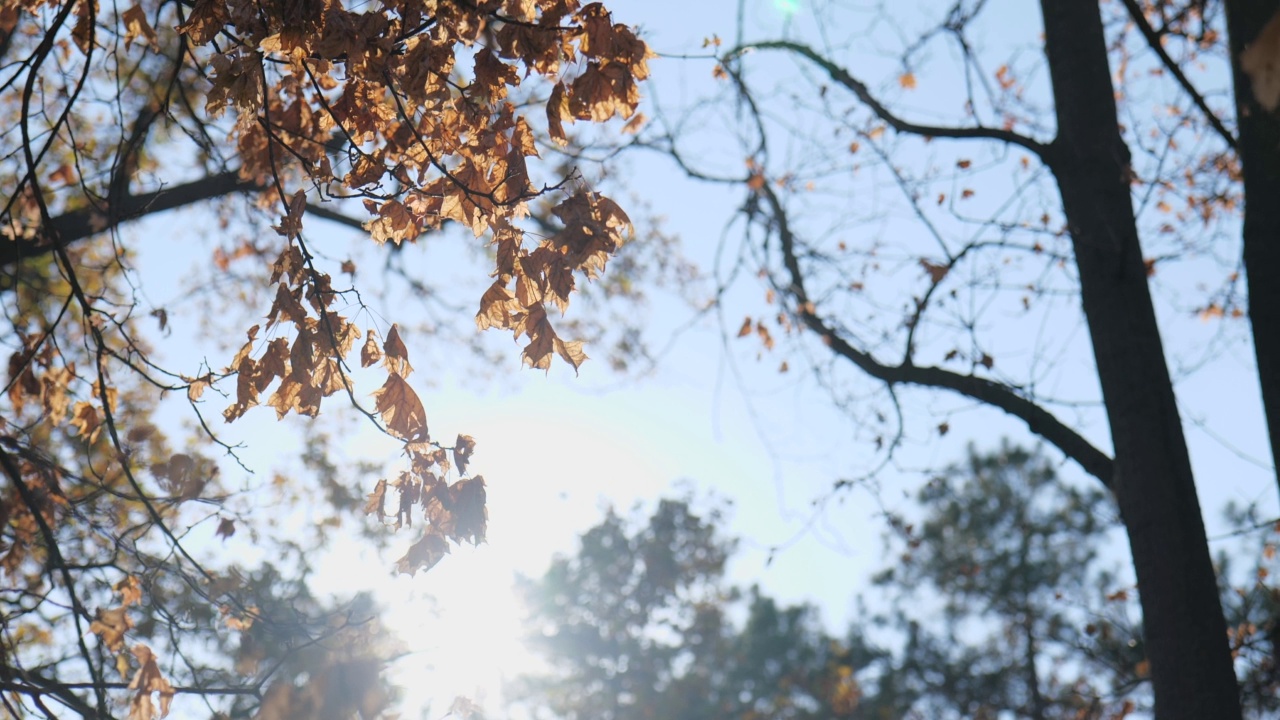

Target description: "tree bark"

left=1223, top=0, right=1280, bottom=501
left=1039, top=2, right=1241, bottom=718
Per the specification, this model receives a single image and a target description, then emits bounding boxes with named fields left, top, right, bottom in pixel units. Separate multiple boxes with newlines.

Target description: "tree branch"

left=4, top=172, right=371, bottom=267
left=1118, top=0, right=1238, bottom=151
left=730, top=41, right=1051, bottom=159
left=758, top=182, right=1116, bottom=488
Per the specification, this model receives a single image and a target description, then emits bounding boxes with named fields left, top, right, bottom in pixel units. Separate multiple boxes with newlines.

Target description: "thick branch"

left=4, top=171, right=252, bottom=266
left=4, top=172, right=371, bottom=266
left=732, top=41, right=1051, bottom=159
left=759, top=183, right=1115, bottom=487
left=1119, top=0, right=1238, bottom=150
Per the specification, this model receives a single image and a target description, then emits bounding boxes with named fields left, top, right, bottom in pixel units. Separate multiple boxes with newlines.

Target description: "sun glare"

left=312, top=385, right=681, bottom=717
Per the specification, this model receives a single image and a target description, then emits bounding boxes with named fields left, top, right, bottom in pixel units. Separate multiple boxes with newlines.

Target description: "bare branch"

left=730, top=41, right=1051, bottom=159
left=1119, top=0, right=1238, bottom=151
left=757, top=181, right=1116, bottom=488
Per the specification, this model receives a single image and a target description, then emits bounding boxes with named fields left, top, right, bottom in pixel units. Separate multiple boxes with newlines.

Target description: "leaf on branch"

left=372, top=373, right=428, bottom=440
left=366, top=199, right=419, bottom=245
left=395, top=531, right=450, bottom=576
left=364, top=479, right=388, bottom=520
left=91, top=607, right=133, bottom=653
left=360, top=330, right=382, bottom=368
left=382, top=324, right=413, bottom=376
left=69, top=401, right=102, bottom=444
left=554, top=338, right=588, bottom=373
left=547, top=82, right=569, bottom=144
left=128, top=644, right=175, bottom=720
left=898, top=72, right=917, bottom=89
left=216, top=517, right=236, bottom=541
left=919, top=259, right=949, bottom=284
left=449, top=476, right=487, bottom=545
left=115, top=576, right=143, bottom=607
left=453, top=434, right=477, bottom=475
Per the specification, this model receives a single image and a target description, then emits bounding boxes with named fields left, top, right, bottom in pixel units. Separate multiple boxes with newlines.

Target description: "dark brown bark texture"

left=1224, top=0, right=1280, bottom=502
left=1040, top=1, right=1242, bottom=718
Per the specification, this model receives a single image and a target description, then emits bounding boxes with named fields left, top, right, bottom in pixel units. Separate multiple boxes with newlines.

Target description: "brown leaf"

left=91, top=607, right=133, bottom=653
left=554, top=338, right=588, bottom=373
left=453, top=434, right=477, bottom=475
left=383, top=324, right=413, bottom=376
left=449, top=475, right=487, bottom=545
left=128, top=644, right=175, bottom=720
left=919, top=259, right=949, bottom=284
left=546, top=82, right=569, bottom=144
left=360, top=330, right=383, bottom=368
left=372, top=373, right=428, bottom=440
left=115, top=576, right=143, bottom=607
left=216, top=517, right=236, bottom=541
left=69, top=401, right=102, bottom=444
left=364, top=479, right=388, bottom=520
left=395, top=531, right=450, bottom=576
left=476, top=281, right=516, bottom=332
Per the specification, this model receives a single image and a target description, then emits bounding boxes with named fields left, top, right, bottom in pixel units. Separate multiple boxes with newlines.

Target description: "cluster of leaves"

left=0, top=0, right=652, bottom=715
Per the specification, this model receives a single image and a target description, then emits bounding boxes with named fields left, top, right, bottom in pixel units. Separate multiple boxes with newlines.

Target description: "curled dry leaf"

left=382, top=324, right=413, bottom=377
left=90, top=606, right=133, bottom=653
left=128, top=644, right=175, bottom=720
left=360, top=329, right=382, bottom=368
left=364, top=478, right=388, bottom=520
left=453, top=434, right=477, bottom=475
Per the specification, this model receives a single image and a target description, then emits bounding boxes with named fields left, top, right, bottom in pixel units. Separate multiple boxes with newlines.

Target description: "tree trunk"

left=1039, top=2, right=1241, bottom=718
left=1224, top=0, right=1280, bottom=501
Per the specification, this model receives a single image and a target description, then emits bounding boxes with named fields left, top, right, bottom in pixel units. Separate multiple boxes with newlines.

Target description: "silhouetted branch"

left=757, top=181, right=1116, bottom=488
left=730, top=41, right=1051, bottom=159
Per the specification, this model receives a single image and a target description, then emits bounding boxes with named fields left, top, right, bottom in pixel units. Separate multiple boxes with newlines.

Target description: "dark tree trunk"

left=1039, top=2, right=1241, bottom=718
left=1224, top=0, right=1280, bottom=501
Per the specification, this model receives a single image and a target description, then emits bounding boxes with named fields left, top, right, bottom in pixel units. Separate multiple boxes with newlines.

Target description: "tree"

left=0, top=0, right=650, bottom=716
left=637, top=2, right=1280, bottom=717
left=513, top=450, right=1173, bottom=720
left=868, top=444, right=1146, bottom=719
left=512, top=498, right=861, bottom=720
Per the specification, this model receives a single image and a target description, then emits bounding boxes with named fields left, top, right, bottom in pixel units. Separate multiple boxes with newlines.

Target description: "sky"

left=123, top=0, right=1280, bottom=716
